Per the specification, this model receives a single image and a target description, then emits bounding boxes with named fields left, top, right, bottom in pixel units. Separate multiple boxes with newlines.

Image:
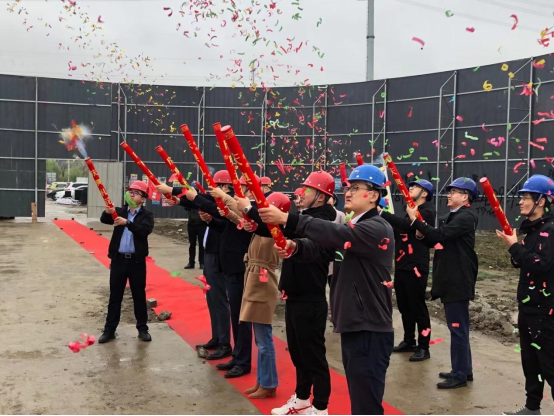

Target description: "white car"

left=54, top=182, right=88, bottom=200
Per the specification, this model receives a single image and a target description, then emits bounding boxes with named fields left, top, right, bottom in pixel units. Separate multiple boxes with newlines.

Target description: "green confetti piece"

left=473, top=66, right=480, bottom=72
left=493, top=151, right=501, bottom=156
left=514, top=344, right=521, bottom=353
left=344, top=211, right=355, bottom=223
left=419, top=157, right=429, bottom=161
left=445, top=10, right=454, bottom=17
left=464, top=131, right=479, bottom=141
left=539, top=374, right=543, bottom=382
left=170, top=271, right=181, bottom=277
left=381, top=92, right=386, bottom=98
left=483, top=152, right=493, bottom=157
left=430, top=177, right=440, bottom=181
left=508, top=123, right=512, bottom=130
left=529, top=286, right=536, bottom=290
left=522, top=295, right=531, bottom=303
left=124, top=191, right=138, bottom=208
left=186, top=172, right=193, bottom=180
left=531, top=343, right=541, bottom=350
left=544, top=291, right=551, bottom=297
left=515, top=215, right=521, bottom=222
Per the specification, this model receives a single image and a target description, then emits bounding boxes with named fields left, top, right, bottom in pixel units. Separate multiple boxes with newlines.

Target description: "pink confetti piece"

left=280, top=290, right=288, bottom=300
left=513, top=162, right=525, bottom=173
left=382, top=281, right=394, bottom=288
left=400, top=234, right=408, bottom=242
left=259, top=268, right=268, bottom=283
left=533, top=118, right=546, bottom=125
left=414, top=267, right=421, bottom=278
left=378, top=238, right=390, bottom=250
left=482, top=124, right=492, bottom=132
left=536, top=138, right=548, bottom=143
left=347, top=221, right=355, bottom=229
left=236, top=219, right=245, bottom=230
left=466, top=27, right=475, bottom=33
left=530, top=141, right=545, bottom=151
left=408, top=244, right=413, bottom=254
left=163, top=7, right=173, bottom=17
left=510, top=14, right=518, bottom=30
left=540, top=232, right=549, bottom=237
left=412, top=37, right=425, bottom=49
left=344, top=241, right=352, bottom=250
left=530, top=159, right=536, bottom=169
left=429, top=338, right=443, bottom=345
left=421, top=328, right=431, bottom=337
left=434, top=243, right=444, bottom=250
left=396, top=250, right=406, bottom=262
left=456, top=115, right=464, bottom=122
left=452, top=323, right=460, bottom=328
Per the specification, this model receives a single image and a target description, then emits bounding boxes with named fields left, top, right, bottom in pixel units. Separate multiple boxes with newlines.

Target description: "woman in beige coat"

left=210, top=180, right=290, bottom=399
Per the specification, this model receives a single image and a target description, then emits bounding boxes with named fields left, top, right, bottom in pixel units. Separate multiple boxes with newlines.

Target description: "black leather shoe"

left=216, top=360, right=235, bottom=371
left=225, top=366, right=251, bottom=378
left=138, top=331, right=152, bottom=342
left=409, top=348, right=430, bottom=362
left=184, top=263, right=195, bottom=269
left=98, top=332, right=115, bottom=344
left=437, top=377, right=467, bottom=389
left=196, top=338, right=219, bottom=350
left=199, top=263, right=204, bottom=269
left=439, top=371, right=474, bottom=381
left=393, top=340, right=417, bottom=353
left=206, top=344, right=232, bottom=360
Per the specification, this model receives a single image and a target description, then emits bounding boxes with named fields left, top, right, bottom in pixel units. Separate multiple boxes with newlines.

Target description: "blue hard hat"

left=408, top=179, right=434, bottom=201
left=519, top=175, right=554, bottom=196
left=348, top=165, right=387, bottom=196
left=446, top=177, right=478, bottom=200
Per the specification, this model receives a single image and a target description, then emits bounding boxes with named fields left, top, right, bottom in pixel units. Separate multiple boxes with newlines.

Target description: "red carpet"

left=54, top=219, right=403, bottom=415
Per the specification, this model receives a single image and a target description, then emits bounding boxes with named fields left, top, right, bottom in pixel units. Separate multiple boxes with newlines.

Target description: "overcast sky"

left=0, top=0, right=552, bottom=87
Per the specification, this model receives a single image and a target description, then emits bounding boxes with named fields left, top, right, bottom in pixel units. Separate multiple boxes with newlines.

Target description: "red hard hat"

left=294, top=187, right=304, bottom=196
left=213, top=170, right=232, bottom=184
left=240, top=174, right=260, bottom=186
left=301, top=171, right=335, bottom=197
left=260, top=176, right=272, bottom=186
left=267, top=192, right=291, bottom=213
left=127, top=180, right=148, bottom=194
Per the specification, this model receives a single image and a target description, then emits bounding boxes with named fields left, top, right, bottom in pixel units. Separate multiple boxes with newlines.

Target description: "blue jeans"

left=254, top=323, right=278, bottom=388
left=444, top=301, right=473, bottom=381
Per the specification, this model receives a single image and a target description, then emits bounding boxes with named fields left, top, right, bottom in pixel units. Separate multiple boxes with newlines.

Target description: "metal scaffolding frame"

left=436, top=71, right=457, bottom=218
left=503, top=59, right=534, bottom=213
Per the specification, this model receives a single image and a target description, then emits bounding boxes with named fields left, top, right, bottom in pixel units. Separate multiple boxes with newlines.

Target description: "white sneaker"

left=305, top=406, right=329, bottom=415
left=271, top=394, right=312, bottom=415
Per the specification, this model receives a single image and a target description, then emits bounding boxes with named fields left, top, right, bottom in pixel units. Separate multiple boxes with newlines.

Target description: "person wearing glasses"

left=496, top=175, right=554, bottom=416
left=406, top=177, right=479, bottom=390
left=380, top=179, right=436, bottom=362
left=259, top=165, right=395, bottom=415
left=98, top=181, right=154, bottom=343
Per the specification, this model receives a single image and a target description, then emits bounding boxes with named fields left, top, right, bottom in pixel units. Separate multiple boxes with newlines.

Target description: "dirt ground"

left=154, top=218, right=522, bottom=344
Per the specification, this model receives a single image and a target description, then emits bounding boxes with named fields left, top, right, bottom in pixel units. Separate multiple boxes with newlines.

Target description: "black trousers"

left=341, top=330, right=394, bottom=415
left=518, top=312, right=554, bottom=411
left=444, top=301, right=473, bottom=381
left=187, top=223, right=206, bottom=265
left=286, top=301, right=331, bottom=411
left=104, top=255, right=148, bottom=333
left=224, top=272, right=252, bottom=370
left=204, top=253, right=230, bottom=344
left=395, top=269, right=431, bottom=349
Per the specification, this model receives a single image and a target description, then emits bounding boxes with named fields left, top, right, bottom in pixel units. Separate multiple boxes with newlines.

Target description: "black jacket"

left=185, top=206, right=205, bottom=227
left=279, top=204, right=337, bottom=302
left=290, top=208, right=395, bottom=333
left=509, top=214, right=554, bottom=315
left=100, top=206, right=154, bottom=260
left=411, top=206, right=479, bottom=304
left=381, top=201, right=436, bottom=274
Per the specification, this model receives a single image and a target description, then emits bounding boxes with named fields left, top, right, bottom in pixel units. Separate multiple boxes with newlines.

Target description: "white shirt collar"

left=351, top=211, right=369, bottom=224
left=450, top=206, right=462, bottom=213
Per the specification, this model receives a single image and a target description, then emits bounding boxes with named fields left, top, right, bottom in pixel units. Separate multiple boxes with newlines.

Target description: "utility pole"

left=366, top=0, right=375, bottom=81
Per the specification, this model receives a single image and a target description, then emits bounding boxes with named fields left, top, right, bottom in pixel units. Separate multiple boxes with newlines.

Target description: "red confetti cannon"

left=213, top=122, right=258, bottom=230
left=479, top=177, right=513, bottom=235
left=155, top=145, right=192, bottom=192
left=340, top=162, right=349, bottom=186
left=180, top=124, right=230, bottom=216
left=120, top=142, right=179, bottom=204
left=383, top=152, right=424, bottom=222
left=194, top=181, right=206, bottom=194
left=356, top=153, right=364, bottom=166
left=221, top=125, right=288, bottom=250
left=84, top=158, right=118, bottom=220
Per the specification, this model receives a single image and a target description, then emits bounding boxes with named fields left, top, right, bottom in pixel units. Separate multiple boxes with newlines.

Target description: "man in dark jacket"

left=381, top=179, right=436, bottom=362
left=183, top=183, right=206, bottom=270
left=247, top=171, right=336, bottom=415
left=407, top=177, right=479, bottom=390
left=497, top=175, right=554, bottom=416
left=260, top=165, right=395, bottom=416
left=98, top=181, right=154, bottom=344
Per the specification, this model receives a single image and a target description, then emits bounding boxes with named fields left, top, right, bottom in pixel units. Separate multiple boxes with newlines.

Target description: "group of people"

left=96, top=163, right=554, bottom=416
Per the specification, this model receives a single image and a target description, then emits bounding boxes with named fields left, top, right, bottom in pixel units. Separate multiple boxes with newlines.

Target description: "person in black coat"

left=98, top=181, right=154, bottom=344
left=496, top=175, right=554, bottom=416
left=183, top=183, right=206, bottom=270
left=259, top=165, right=395, bottom=416
left=380, top=179, right=436, bottom=362
left=407, top=177, right=479, bottom=390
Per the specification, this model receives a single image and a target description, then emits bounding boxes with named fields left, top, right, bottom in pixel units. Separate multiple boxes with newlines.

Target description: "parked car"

left=71, top=185, right=88, bottom=199
left=53, top=182, right=88, bottom=200
left=48, top=182, right=68, bottom=191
